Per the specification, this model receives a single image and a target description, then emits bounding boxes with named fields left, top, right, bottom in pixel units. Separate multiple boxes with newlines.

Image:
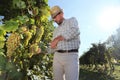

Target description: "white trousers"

left=53, top=52, right=79, bottom=80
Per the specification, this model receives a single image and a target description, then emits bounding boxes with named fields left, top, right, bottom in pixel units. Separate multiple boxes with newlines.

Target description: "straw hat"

left=50, top=5, right=62, bottom=18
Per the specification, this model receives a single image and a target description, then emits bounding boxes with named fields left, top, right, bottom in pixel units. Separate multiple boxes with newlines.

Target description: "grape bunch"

left=19, top=26, right=32, bottom=47
left=34, top=26, right=44, bottom=43
left=29, top=43, right=39, bottom=58
left=6, top=32, right=21, bottom=58
left=23, top=31, right=32, bottom=46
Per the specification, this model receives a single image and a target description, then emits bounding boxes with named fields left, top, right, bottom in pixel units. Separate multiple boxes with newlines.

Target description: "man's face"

left=52, top=12, right=64, bottom=25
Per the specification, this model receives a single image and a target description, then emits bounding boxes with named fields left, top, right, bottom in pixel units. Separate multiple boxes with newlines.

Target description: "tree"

left=80, top=42, right=114, bottom=74
left=106, top=27, right=120, bottom=60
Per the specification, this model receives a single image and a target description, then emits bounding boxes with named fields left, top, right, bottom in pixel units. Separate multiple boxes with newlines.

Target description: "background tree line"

left=80, top=26, right=120, bottom=75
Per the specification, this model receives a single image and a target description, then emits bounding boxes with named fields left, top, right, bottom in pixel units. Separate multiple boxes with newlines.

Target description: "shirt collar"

left=59, top=18, right=66, bottom=26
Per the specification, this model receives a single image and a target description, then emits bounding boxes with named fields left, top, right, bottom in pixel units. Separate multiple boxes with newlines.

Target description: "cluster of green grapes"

left=34, top=26, right=44, bottom=43
left=19, top=25, right=43, bottom=57
left=19, top=26, right=32, bottom=47
left=29, top=43, right=39, bottom=58
left=5, top=25, right=44, bottom=58
left=29, top=25, right=36, bottom=35
left=6, top=32, right=21, bottom=58
left=23, top=31, right=32, bottom=46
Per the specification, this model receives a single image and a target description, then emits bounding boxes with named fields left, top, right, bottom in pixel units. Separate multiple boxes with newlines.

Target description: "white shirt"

left=47, top=17, right=80, bottom=53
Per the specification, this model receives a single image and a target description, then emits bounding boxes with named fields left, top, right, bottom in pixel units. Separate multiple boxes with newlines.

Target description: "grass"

left=80, top=63, right=120, bottom=80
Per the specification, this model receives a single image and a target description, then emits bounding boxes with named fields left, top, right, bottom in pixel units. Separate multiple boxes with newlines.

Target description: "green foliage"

left=80, top=68, right=115, bottom=80
left=80, top=63, right=120, bottom=80
left=0, top=0, right=55, bottom=80
left=12, top=0, right=26, bottom=9
left=0, top=52, right=6, bottom=70
left=0, top=29, right=6, bottom=36
left=16, top=15, right=29, bottom=25
left=0, top=35, right=6, bottom=49
left=2, top=20, right=19, bottom=32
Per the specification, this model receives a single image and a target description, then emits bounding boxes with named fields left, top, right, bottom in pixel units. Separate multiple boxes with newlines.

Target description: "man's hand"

left=50, top=35, right=64, bottom=49
left=56, top=35, right=65, bottom=41
left=32, top=48, right=42, bottom=55
left=50, top=38, right=59, bottom=49
left=36, top=48, right=41, bottom=54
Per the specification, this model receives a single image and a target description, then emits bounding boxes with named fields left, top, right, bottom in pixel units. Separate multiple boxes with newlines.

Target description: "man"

left=49, top=5, right=80, bottom=80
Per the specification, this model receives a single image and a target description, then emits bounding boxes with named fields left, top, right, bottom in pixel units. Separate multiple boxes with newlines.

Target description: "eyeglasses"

left=53, top=12, right=61, bottom=19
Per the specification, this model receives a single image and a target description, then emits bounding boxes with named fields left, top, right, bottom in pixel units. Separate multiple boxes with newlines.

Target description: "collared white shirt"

left=47, top=17, right=80, bottom=53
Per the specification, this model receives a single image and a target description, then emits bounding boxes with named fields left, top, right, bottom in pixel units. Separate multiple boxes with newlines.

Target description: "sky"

left=49, top=0, right=120, bottom=57
left=0, top=16, right=4, bottom=25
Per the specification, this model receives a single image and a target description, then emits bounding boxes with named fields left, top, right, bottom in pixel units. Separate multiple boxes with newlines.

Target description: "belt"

left=57, top=49, right=78, bottom=53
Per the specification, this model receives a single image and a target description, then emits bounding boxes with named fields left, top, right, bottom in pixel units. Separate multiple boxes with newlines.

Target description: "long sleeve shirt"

left=47, top=17, right=80, bottom=53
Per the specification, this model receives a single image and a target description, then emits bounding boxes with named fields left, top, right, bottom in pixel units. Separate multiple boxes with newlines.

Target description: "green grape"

left=6, top=32, right=21, bottom=58
left=29, top=25, right=36, bottom=35
left=34, top=26, right=44, bottom=43
left=29, top=43, right=39, bottom=57
left=23, top=31, right=32, bottom=46
left=18, top=26, right=27, bottom=33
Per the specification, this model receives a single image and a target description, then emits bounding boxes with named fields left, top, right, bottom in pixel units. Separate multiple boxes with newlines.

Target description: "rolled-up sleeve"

left=62, top=17, right=80, bottom=40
